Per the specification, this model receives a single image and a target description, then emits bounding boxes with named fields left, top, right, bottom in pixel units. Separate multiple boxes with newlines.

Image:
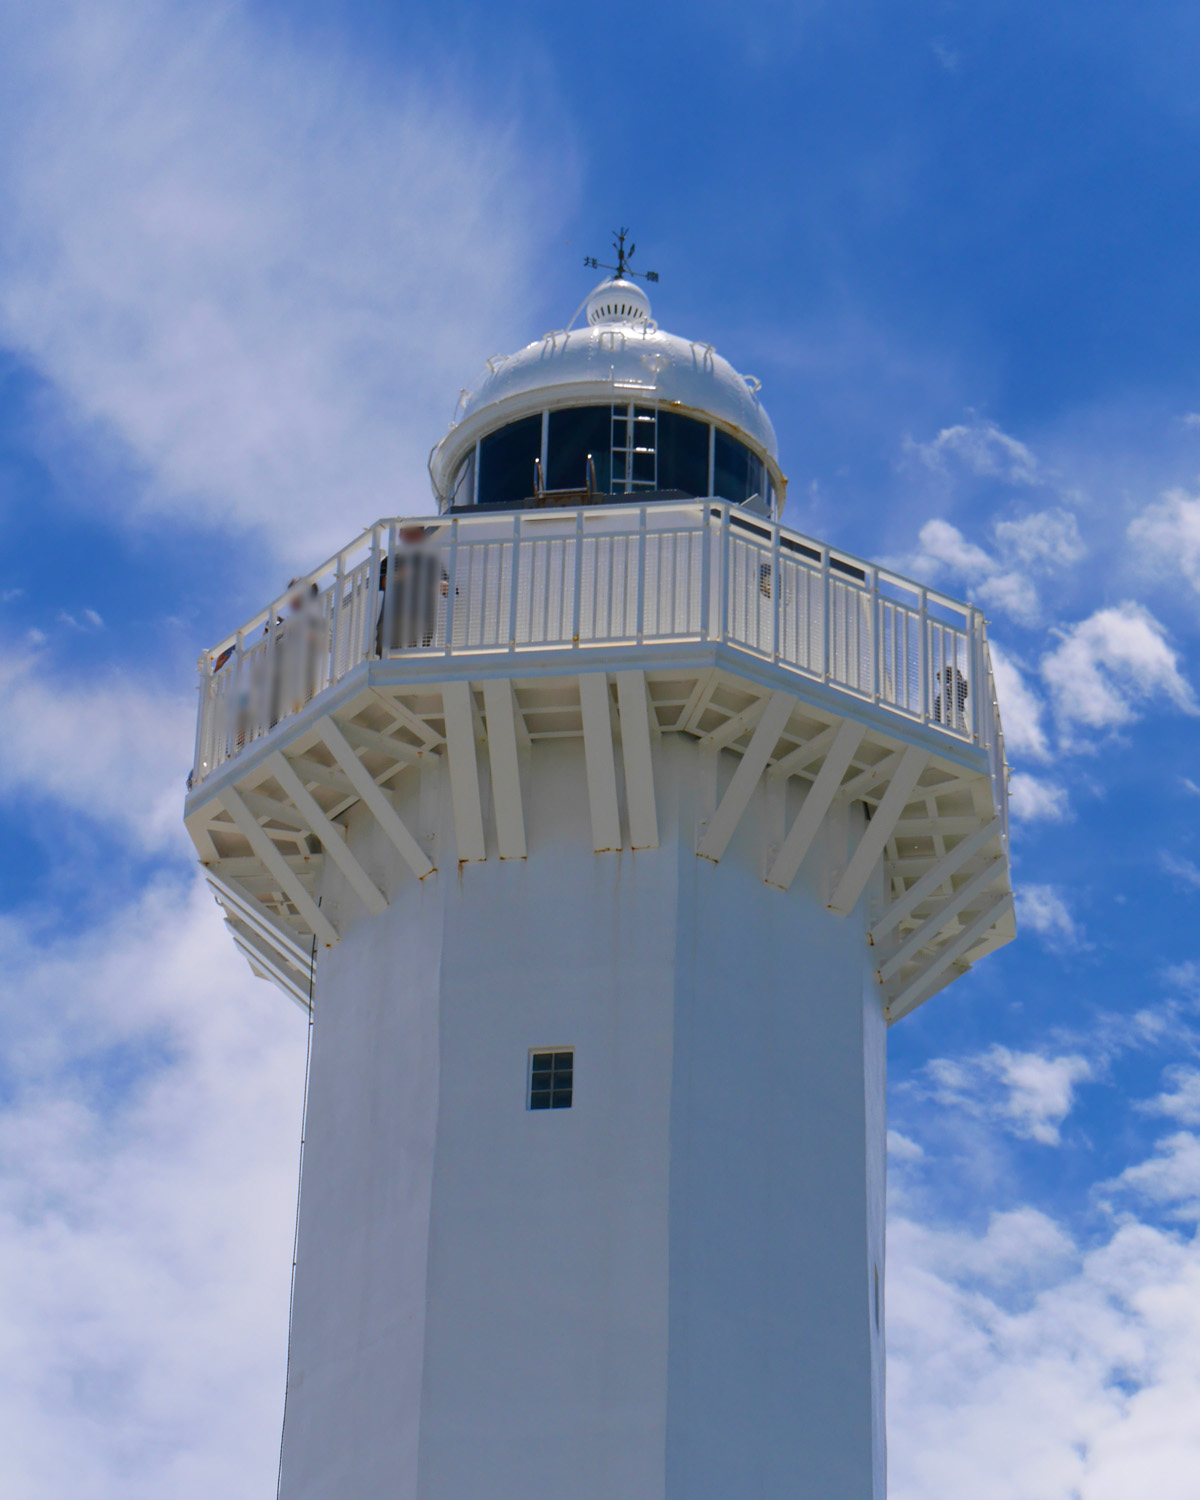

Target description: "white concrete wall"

left=278, top=725, right=886, bottom=1500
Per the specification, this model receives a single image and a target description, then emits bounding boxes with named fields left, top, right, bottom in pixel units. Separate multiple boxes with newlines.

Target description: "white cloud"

left=1115, top=1133, right=1200, bottom=1221
left=908, top=419, right=1040, bottom=486
left=889, top=1206, right=1200, bottom=1500
left=0, top=0, right=563, bottom=564
left=888, top=1129, right=926, bottom=1162
left=990, top=1047, right=1093, bottom=1145
left=993, top=508, right=1085, bottom=568
left=1160, top=852, right=1200, bottom=891
left=988, top=644, right=1050, bottom=759
left=973, top=568, right=1040, bottom=623
left=1145, top=1068, right=1200, bottom=1128
left=0, top=647, right=193, bottom=851
left=913, top=517, right=996, bottom=577
left=1008, top=772, right=1070, bottom=822
left=1015, top=884, right=1081, bottom=951
left=925, top=1044, right=1091, bottom=1146
left=1040, top=603, right=1197, bottom=740
left=1129, top=489, right=1200, bottom=592
left=905, top=505, right=1083, bottom=627
left=0, top=878, right=306, bottom=1499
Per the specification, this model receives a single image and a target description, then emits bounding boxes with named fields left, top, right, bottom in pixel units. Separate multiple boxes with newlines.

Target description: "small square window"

left=529, top=1049, right=573, bottom=1110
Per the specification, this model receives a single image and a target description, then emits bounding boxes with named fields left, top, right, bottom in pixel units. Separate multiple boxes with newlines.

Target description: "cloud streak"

left=0, top=0, right=566, bottom=564
left=0, top=878, right=306, bottom=1500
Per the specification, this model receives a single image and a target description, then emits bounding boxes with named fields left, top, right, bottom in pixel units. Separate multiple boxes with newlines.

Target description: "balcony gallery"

left=190, top=500, right=1005, bottom=808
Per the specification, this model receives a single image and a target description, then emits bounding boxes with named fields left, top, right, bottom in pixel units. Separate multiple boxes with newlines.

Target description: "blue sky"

left=2, top=1, right=1200, bottom=1495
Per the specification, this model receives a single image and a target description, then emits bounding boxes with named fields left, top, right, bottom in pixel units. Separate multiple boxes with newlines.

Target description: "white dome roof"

left=429, top=279, right=781, bottom=505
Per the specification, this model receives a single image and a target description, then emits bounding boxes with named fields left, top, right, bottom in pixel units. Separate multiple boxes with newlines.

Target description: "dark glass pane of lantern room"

left=746, top=450, right=765, bottom=506
left=713, top=429, right=752, bottom=505
left=547, top=406, right=611, bottom=492
left=656, top=411, right=710, bottom=497
left=478, top=415, right=543, bottom=507
left=632, top=449, right=655, bottom=484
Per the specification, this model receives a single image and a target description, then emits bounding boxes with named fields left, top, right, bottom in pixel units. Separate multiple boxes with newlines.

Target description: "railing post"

left=771, top=520, right=781, bottom=663
left=192, top=654, right=209, bottom=785
left=973, top=610, right=986, bottom=745
left=821, top=546, right=831, bottom=682
left=444, top=517, right=459, bottom=655
left=572, top=507, right=585, bottom=645
left=508, top=510, right=521, bottom=655
left=919, top=586, right=931, bottom=727
left=382, top=523, right=398, bottom=658
left=719, top=504, right=730, bottom=645
left=699, top=504, right=712, bottom=642
left=330, top=551, right=345, bottom=682
left=366, top=528, right=381, bottom=661
left=636, top=503, right=648, bottom=646
left=870, top=567, right=881, bottom=708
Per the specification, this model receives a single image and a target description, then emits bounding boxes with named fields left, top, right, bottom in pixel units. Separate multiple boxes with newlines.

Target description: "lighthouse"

left=184, top=243, right=1013, bottom=1500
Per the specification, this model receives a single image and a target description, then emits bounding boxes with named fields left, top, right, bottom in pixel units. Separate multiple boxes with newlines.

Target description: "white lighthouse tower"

left=185, top=246, right=1013, bottom=1500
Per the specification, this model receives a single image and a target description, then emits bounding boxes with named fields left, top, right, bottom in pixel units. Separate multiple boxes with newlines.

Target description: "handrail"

left=191, top=500, right=1008, bottom=832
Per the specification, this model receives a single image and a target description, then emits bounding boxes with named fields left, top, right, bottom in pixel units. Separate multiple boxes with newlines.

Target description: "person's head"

left=400, top=525, right=426, bottom=545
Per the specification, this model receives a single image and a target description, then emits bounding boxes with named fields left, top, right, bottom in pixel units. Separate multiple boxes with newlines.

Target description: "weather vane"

left=584, top=227, right=659, bottom=283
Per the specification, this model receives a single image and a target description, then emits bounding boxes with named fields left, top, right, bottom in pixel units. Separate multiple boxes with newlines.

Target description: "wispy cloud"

left=0, top=646, right=193, bottom=850
left=0, top=0, right=566, bottom=564
left=1015, top=884, right=1082, bottom=950
left=1040, top=602, right=1197, bottom=742
left=0, top=880, right=306, bottom=1499
left=1112, top=1131, right=1200, bottom=1221
left=907, top=418, right=1041, bottom=486
left=925, top=1043, right=1092, bottom=1145
left=906, top=510, right=1082, bottom=625
left=1008, top=772, right=1070, bottom=823
left=1129, top=488, right=1200, bottom=593
left=1143, top=1066, right=1200, bottom=1128
left=1160, top=851, right=1200, bottom=892
left=889, top=1196, right=1200, bottom=1500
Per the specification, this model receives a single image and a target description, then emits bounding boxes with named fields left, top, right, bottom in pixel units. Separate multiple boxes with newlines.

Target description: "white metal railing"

left=191, top=501, right=1008, bottom=823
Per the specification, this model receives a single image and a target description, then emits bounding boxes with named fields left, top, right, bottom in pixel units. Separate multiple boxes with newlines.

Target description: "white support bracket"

left=698, top=691, right=795, bottom=862
left=205, top=868, right=314, bottom=969
left=871, top=815, right=1003, bottom=944
left=482, top=677, right=527, bottom=859
left=442, top=680, right=488, bottom=863
left=217, top=787, right=339, bottom=947
left=579, top=673, right=622, bottom=852
left=267, top=751, right=387, bottom=916
left=616, top=669, right=659, bottom=849
left=766, top=718, right=865, bottom=891
left=878, top=855, right=1007, bottom=983
left=227, top=923, right=313, bottom=1011
left=887, top=893, right=1014, bottom=1023
left=829, top=746, right=930, bottom=916
left=768, top=722, right=838, bottom=782
left=316, top=715, right=434, bottom=880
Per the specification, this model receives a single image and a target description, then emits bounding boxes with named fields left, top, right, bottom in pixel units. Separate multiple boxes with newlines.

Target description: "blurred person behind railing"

left=376, top=526, right=447, bottom=654
left=933, top=664, right=969, bottom=730
left=272, top=580, right=328, bottom=723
